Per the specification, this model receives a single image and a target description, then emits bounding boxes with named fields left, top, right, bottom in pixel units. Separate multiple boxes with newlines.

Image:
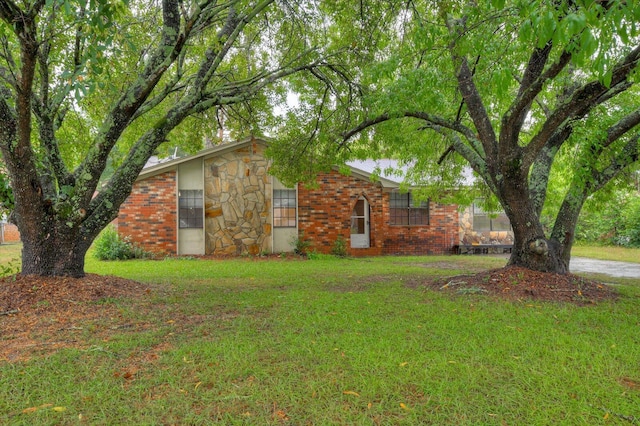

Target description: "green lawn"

left=1, top=251, right=640, bottom=424
left=571, top=245, right=640, bottom=263
left=2, top=242, right=639, bottom=267
left=0, top=242, right=21, bottom=275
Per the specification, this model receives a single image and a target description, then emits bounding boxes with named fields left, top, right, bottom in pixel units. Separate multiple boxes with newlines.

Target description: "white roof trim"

left=342, top=160, right=402, bottom=188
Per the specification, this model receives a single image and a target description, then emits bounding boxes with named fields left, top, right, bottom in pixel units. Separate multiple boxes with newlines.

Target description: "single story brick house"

left=115, top=137, right=512, bottom=256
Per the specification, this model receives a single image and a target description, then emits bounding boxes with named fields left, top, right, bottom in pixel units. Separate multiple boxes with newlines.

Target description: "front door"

left=350, top=197, right=370, bottom=248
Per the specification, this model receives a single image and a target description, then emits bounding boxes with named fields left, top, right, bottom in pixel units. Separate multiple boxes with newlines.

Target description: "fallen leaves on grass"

left=272, top=403, right=290, bottom=422
left=619, top=377, right=640, bottom=391
left=416, top=266, right=617, bottom=305
left=22, top=404, right=52, bottom=414
left=7, top=403, right=68, bottom=420
left=0, top=273, right=151, bottom=362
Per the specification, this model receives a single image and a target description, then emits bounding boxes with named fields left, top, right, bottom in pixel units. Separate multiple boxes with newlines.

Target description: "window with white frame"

left=273, top=189, right=296, bottom=227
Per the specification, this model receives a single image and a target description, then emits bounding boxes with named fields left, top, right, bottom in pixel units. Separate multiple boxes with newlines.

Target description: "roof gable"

left=137, top=137, right=268, bottom=180
left=135, top=137, right=472, bottom=188
left=345, top=159, right=405, bottom=188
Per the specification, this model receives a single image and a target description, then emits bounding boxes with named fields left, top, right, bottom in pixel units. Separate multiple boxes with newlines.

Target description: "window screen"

left=179, top=189, right=203, bottom=228
left=390, top=191, right=429, bottom=225
left=472, top=201, right=511, bottom=231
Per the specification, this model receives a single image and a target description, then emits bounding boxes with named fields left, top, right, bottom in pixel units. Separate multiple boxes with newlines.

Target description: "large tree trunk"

left=499, top=172, right=568, bottom=274
left=506, top=207, right=567, bottom=274
left=16, top=205, right=94, bottom=277
left=20, top=232, right=91, bottom=277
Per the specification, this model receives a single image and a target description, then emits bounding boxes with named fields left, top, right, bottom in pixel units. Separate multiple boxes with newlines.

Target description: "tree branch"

left=407, top=111, right=485, bottom=156
left=523, top=44, right=640, bottom=168
left=339, top=109, right=489, bottom=182
left=528, top=80, right=634, bottom=214
left=34, top=8, right=73, bottom=191
left=603, top=108, right=640, bottom=149
left=342, top=110, right=480, bottom=147
left=74, top=0, right=189, bottom=205
left=453, top=54, right=498, bottom=161
left=130, top=51, right=189, bottom=122
left=0, top=0, right=21, bottom=24
left=192, top=54, right=324, bottom=114
left=0, top=94, right=16, bottom=146
left=500, top=45, right=572, bottom=148
left=193, top=0, right=274, bottom=93
left=422, top=122, right=493, bottom=192
left=529, top=126, right=572, bottom=216
left=0, top=36, right=18, bottom=89
left=591, top=133, right=640, bottom=192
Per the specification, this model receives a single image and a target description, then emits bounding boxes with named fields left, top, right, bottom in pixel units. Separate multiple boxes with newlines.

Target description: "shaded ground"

left=0, top=265, right=618, bottom=363
left=0, top=274, right=154, bottom=363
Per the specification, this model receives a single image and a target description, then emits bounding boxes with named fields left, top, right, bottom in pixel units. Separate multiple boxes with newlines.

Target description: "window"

left=274, top=189, right=296, bottom=227
left=472, top=201, right=511, bottom=231
left=389, top=191, right=429, bottom=225
left=179, top=189, right=203, bottom=228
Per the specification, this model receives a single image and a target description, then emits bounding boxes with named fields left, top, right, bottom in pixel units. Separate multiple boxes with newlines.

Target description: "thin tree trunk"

left=550, top=188, right=587, bottom=273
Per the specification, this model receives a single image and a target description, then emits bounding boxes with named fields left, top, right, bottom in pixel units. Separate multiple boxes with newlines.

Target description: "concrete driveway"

left=569, top=257, right=640, bottom=278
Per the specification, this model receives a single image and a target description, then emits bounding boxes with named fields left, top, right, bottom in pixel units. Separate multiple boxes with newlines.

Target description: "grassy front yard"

left=1, top=250, right=640, bottom=424
left=2, top=242, right=639, bottom=266
left=571, top=245, right=640, bottom=263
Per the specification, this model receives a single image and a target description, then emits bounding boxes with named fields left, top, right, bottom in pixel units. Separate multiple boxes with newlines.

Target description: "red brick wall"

left=298, top=170, right=384, bottom=256
left=117, top=171, right=177, bottom=255
left=380, top=196, right=459, bottom=255
left=298, top=170, right=459, bottom=256
left=1, top=222, right=20, bottom=243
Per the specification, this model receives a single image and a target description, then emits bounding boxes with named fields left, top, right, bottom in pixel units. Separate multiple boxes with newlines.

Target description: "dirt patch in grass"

left=411, top=265, right=618, bottom=305
left=0, top=274, right=155, bottom=363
